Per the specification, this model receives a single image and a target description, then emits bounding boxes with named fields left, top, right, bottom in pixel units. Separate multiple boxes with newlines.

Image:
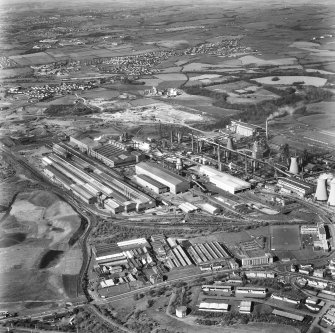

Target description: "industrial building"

left=241, top=252, right=273, bottom=267
left=239, top=301, right=252, bottom=314
left=198, top=300, right=230, bottom=312
left=245, top=271, right=275, bottom=279
left=43, top=148, right=155, bottom=213
left=187, top=241, right=231, bottom=266
left=134, top=174, right=169, bottom=194
left=135, top=162, right=190, bottom=194
left=230, top=121, right=262, bottom=137
left=197, top=202, right=221, bottom=215
left=277, top=177, right=315, bottom=197
left=178, top=202, right=198, bottom=213
left=69, top=136, right=142, bottom=167
left=235, top=287, right=267, bottom=298
left=300, top=223, right=328, bottom=251
left=272, top=309, right=304, bottom=322
left=271, top=293, right=301, bottom=305
left=93, top=244, right=127, bottom=265
left=198, top=165, right=251, bottom=194
left=202, top=285, right=233, bottom=294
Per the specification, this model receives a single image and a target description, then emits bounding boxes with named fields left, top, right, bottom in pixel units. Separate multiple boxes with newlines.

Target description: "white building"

left=198, top=165, right=250, bottom=194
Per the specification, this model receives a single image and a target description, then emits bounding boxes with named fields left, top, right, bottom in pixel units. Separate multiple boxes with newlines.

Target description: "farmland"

left=0, top=190, right=84, bottom=311
left=252, top=76, right=328, bottom=87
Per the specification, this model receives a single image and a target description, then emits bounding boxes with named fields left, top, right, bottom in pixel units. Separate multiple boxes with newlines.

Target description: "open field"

left=252, top=76, right=327, bottom=87
left=0, top=190, right=83, bottom=308
left=270, top=225, right=301, bottom=251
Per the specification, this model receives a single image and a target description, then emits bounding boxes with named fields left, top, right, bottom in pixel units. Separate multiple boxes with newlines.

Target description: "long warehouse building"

left=198, top=165, right=250, bottom=194
left=43, top=151, right=155, bottom=213
left=135, top=162, right=190, bottom=194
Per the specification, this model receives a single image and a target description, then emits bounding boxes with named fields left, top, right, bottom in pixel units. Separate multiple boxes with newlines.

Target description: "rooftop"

left=136, top=174, right=167, bottom=189
left=272, top=309, right=304, bottom=321
left=94, top=243, right=123, bottom=258
left=278, top=177, right=315, bottom=190
left=136, top=162, right=188, bottom=186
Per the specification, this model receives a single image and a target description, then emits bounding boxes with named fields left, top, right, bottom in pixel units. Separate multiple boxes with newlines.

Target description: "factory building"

left=235, top=287, right=267, bottom=298
left=42, top=151, right=155, bottom=213
left=277, top=177, right=315, bottom=197
left=134, top=174, right=169, bottom=194
left=178, top=202, right=198, bottom=213
left=197, top=202, right=221, bottom=215
left=199, top=300, right=229, bottom=312
left=202, top=285, right=233, bottom=294
left=272, top=309, right=304, bottom=322
left=241, top=252, right=273, bottom=267
left=230, top=121, right=262, bottom=137
left=69, top=136, right=142, bottom=167
left=245, top=271, right=275, bottom=279
left=93, top=244, right=127, bottom=265
left=239, top=301, right=252, bottom=314
left=135, top=162, right=190, bottom=194
left=198, top=165, right=250, bottom=194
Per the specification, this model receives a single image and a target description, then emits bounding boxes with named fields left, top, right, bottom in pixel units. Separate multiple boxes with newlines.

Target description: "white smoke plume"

left=267, top=106, right=295, bottom=121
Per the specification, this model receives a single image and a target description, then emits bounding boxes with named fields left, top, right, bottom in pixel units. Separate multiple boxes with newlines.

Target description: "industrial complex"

left=2, top=2, right=335, bottom=332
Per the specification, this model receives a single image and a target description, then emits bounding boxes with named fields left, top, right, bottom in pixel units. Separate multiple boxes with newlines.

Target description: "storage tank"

left=315, top=176, right=328, bottom=201
left=328, top=178, right=335, bottom=206
left=176, top=306, right=187, bottom=318
left=289, top=157, right=299, bottom=175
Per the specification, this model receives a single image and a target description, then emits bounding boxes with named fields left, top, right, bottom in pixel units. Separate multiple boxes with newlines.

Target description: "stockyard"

left=0, top=190, right=83, bottom=312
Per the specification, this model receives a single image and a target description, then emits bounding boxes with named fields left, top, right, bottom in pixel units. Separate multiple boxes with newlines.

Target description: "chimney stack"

left=266, top=119, right=268, bottom=140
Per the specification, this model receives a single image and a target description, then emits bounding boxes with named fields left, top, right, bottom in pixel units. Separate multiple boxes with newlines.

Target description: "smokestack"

left=289, top=157, right=299, bottom=175
left=328, top=178, right=335, bottom=206
left=217, top=144, right=220, bottom=164
left=315, top=177, right=328, bottom=201
left=252, top=141, right=258, bottom=159
left=266, top=119, right=268, bottom=140
left=191, top=133, right=194, bottom=151
left=170, top=131, right=173, bottom=144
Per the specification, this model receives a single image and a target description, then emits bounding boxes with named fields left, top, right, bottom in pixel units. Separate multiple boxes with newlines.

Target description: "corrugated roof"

left=272, top=309, right=304, bottom=321
left=136, top=162, right=188, bottom=186
left=136, top=174, right=167, bottom=189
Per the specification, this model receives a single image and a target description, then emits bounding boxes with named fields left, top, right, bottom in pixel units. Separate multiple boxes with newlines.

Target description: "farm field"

left=299, top=101, right=335, bottom=131
left=270, top=225, right=301, bottom=251
left=0, top=190, right=83, bottom=310
left=252, top=76, right=327, bottom=87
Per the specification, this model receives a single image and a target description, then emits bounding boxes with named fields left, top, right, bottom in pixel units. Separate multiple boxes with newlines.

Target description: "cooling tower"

left=315, top=177, right=328, bottom=201
left=289, top=157, right=299, bottom=175
left=328, top=178, right=335, bottom=206
left=227, top=137, right=234, bottom=150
